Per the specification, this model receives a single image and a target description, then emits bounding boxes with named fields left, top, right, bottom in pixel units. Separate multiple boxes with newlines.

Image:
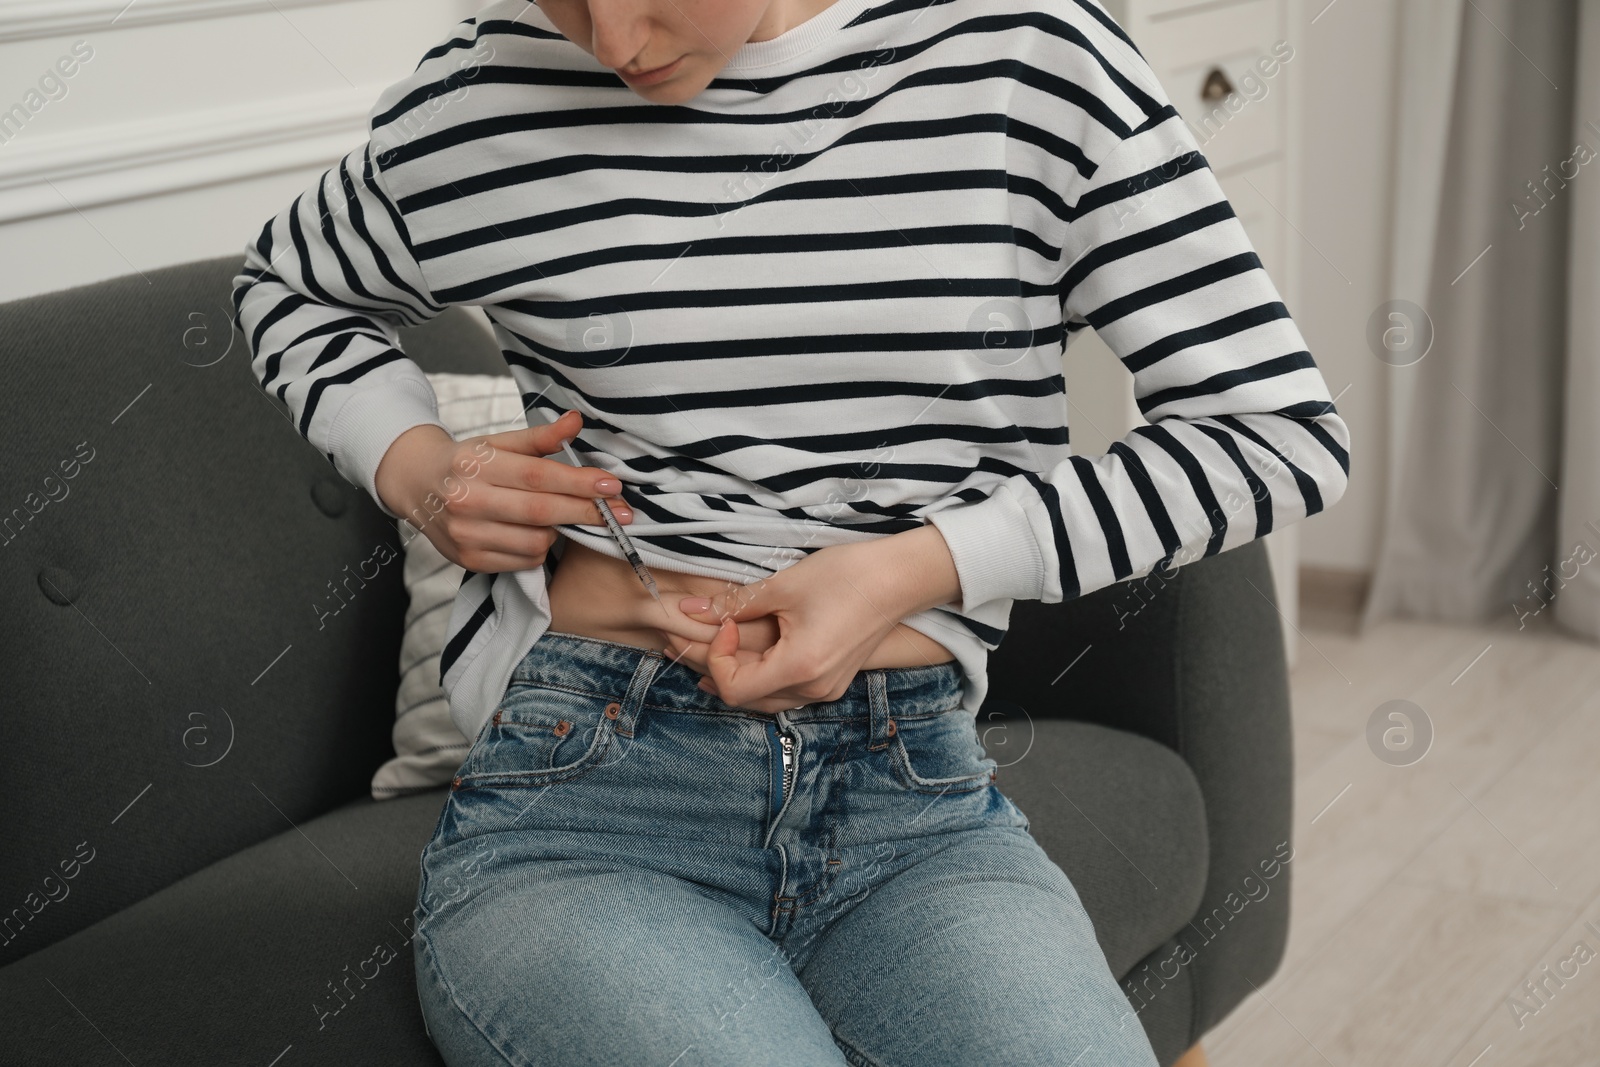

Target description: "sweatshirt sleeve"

left=928, top=106, right=1351, bottom=613
left=231, top=140, right=452, bottom=522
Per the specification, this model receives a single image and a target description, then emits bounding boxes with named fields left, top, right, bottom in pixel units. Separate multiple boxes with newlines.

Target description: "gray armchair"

left=0, top=256, right=1291, bottom=1066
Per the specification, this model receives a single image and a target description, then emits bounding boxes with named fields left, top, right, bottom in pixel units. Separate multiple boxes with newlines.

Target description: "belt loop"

left=866, top=670, right=893, bottom=750
left=615, top=651, right=662, bottom=737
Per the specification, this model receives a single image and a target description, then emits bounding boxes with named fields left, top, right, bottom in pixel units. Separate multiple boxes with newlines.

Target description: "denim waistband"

left=512, top=630, right=964, bottom=722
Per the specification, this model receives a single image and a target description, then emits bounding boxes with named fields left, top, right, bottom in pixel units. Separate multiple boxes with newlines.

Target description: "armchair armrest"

left=981, top=537, right=1293, bottom=1043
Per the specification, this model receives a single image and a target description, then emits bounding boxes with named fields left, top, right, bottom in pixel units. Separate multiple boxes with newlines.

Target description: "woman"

left=233, top=0, right=1349, bottom=1063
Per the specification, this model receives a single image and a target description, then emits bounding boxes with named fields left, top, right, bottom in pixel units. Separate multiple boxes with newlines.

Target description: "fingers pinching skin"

left=662, top=616, right=779, bottom=680
left=679, top=591, right=794, bottom=711
left=702, top=618, right=810, bottom=713
left=703, top=618, right=744, bottom=700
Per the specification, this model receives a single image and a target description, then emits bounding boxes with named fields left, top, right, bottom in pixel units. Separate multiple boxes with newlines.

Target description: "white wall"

left=0, top=0, right=481, bottom=300
left=1290, top=0, right=1400, bottom=575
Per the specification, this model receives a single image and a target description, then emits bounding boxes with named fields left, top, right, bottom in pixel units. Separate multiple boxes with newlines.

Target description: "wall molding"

left=0, top=0, right=342, bottom=43
left=0, top=86, right=376, bottom=223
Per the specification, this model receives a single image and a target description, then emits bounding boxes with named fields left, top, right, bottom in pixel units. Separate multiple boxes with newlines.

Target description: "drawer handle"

left=1200, top=66, right=1235, bottom=102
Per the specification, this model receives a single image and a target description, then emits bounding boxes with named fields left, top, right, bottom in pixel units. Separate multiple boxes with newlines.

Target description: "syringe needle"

left=552, top=427, right=663, bottom=605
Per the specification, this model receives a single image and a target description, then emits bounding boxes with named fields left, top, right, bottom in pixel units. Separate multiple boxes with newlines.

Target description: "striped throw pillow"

left=370, top=372, right=525, bottom=799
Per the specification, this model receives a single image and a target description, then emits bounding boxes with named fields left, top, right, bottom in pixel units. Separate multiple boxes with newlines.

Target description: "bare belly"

left=546, top=536, right=956, bottom=669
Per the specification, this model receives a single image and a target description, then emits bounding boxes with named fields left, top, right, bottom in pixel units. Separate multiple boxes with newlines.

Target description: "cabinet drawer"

left=1154, top=50, right=1286, bottom=171
left=1141, top=0, right=1286, bottom=172
left=1139, top=0, right=1250, bottom=17
left=1142, top=0, right=1281, bottom=63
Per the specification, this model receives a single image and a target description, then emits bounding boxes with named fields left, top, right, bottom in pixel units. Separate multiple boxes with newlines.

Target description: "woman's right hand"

left=375, top=409, right=632, bottom=573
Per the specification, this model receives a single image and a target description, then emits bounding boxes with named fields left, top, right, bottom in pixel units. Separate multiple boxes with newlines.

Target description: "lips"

left=618, top=55, right=683, bottom=85
left=623, top=60, right=671, bottom=76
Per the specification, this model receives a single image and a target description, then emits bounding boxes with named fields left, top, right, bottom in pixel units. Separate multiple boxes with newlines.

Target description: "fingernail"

left=680, top=596, right=711, bottom=613
left=614, top=507, right=633, bottom=523
left=596, top=478, right=621, bottom=494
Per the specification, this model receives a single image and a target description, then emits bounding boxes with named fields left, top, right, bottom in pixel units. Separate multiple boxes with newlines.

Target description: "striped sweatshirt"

left=232, top=0, right=1351, bottom=746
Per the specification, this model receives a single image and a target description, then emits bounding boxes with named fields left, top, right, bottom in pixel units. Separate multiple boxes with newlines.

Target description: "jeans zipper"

left=770, top=720, right=798, bottom=821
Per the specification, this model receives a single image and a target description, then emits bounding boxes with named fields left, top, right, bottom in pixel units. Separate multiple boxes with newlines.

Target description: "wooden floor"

left=1202, top=606, right=1600, bottom=1067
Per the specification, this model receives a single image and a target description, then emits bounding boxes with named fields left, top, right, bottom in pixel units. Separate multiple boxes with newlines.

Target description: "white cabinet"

left=1063, top=0, right=1303, bottom=665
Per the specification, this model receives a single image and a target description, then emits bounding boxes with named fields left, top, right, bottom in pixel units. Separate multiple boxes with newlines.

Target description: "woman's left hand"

left=662, top=524, right=963, bottom=715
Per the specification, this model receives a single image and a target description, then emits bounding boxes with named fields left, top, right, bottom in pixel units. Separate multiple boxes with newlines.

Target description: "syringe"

left=544, top=410, right=663, bottom=608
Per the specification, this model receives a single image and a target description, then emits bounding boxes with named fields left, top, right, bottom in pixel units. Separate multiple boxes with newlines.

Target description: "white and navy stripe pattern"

left=233, top=0, right=1350, bottom=743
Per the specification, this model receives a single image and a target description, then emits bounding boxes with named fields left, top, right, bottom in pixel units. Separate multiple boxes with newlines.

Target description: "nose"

left=585, top=0, right=649, bottom=71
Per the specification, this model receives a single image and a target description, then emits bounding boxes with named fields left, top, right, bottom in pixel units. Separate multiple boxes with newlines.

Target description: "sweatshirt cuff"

left=328, top=373, right=451, bottom=521
left=926, top=483, right=1049, bottom=612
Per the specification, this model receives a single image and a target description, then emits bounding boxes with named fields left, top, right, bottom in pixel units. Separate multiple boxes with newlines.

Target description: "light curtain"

left=1360, top=0, right=1599, bottom=641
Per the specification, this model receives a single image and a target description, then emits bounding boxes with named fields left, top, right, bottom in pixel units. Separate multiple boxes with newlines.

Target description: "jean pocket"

left=452, top=680, right=621, bottom=792
left=886, top=706, right=996, bottom=795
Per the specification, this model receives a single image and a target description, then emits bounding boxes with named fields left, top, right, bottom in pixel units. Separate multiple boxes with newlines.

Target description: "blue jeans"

left=411, top=631, right=1158, bottom=1067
